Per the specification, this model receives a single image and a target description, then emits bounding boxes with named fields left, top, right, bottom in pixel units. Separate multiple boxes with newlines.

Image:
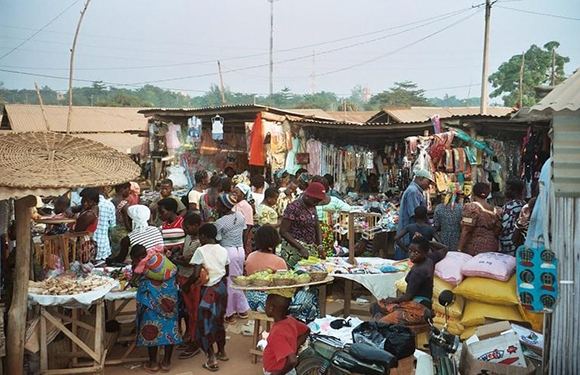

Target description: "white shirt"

left=188, top=189, right=204, bottom=208
left=252, top=192, right=264, bottom=206
left=190, top=244, right=230, bottom=286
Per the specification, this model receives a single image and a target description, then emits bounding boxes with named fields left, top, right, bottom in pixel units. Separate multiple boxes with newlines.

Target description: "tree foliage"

left=366, top=81, right=430, bottom=110
left=429, top=94, right=480, bottom=107
left=489, top=41, right=569, bottom=107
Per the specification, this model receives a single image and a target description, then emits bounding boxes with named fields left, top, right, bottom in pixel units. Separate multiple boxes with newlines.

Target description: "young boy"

left=394, top=206, right=441, bottom=253
left=263, top=294, right=310, bottom=375
left=257, top=187, right=281, bottom=227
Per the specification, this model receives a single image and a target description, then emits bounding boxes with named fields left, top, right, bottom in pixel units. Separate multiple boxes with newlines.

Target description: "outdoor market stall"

left=0, top=132, right=139, bottom=375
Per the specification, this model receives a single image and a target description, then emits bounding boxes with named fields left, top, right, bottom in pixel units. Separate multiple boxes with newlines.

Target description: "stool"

left=408, top=324, right=430, bottom=350
left=248, top=311, right=274, bottom=364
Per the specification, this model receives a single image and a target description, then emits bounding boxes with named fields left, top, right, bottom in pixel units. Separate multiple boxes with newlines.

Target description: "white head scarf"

left=235, top=183, right=252, bottom=201
left=128, top=205, right=150, bottom=233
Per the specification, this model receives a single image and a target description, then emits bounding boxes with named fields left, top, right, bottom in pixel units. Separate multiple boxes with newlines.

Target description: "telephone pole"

left=479, top=0, right=492, bottom=114
left=217, top=60, right=227, bottom=105
left=268, top=0, right=279, bottom=96
left=519, top=51, right=525, bottom=108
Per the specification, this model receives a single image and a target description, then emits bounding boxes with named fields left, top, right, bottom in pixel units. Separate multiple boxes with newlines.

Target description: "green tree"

left=295, top=91, right=339, bottom=110
left=429, top=94, right=481, bottom=107
left=489, top=41, right=569, bottom=107
left=366, top=81, right=430, bottom=110
left=95, top=92, right=152, bottom=107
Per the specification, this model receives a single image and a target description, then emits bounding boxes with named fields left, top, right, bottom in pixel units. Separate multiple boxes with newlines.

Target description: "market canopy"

left=0, top=131, right=140, bottom=200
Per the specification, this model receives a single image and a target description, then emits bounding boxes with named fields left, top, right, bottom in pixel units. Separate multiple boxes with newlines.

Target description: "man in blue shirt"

left=395, top=169, right=433, bottom=260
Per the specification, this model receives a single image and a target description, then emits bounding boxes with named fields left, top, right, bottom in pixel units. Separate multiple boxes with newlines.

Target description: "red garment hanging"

left=249, top=113, right=265, bottom=166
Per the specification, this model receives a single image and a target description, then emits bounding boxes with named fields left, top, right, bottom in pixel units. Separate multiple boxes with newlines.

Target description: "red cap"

left=304, top=182, right=327, bottom=200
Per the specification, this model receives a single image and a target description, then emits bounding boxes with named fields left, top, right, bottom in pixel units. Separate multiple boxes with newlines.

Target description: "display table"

left=327, top=257, right=407, bottom=317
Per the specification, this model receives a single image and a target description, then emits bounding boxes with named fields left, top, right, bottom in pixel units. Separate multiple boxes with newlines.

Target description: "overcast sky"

left=1, top=0, right=579, bottom=100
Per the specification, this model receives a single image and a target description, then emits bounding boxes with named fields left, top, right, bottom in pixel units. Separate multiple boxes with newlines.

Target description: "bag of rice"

left=454, top=275, right=519, bottom=306
left=461, top=252, right=516, bottom=281
left=461, top=300, right=525, bottom=327
left=435, top=252, right=472, bottom=285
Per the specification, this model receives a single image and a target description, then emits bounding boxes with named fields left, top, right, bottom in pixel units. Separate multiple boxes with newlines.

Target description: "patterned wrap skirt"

left=136, top=275, right=182, bottom=347
left=195, top=277, right=228, bottom=353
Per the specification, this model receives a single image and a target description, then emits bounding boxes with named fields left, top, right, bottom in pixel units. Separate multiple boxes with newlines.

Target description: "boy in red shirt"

left=263, top=294, right=310, bottom=375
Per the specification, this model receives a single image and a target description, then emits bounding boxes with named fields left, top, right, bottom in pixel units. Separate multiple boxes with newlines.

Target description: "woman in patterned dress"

left=130, top=244, right=181, bottom=373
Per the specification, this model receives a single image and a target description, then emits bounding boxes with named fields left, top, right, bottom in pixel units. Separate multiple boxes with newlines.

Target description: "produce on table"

left=28, top=275, right=114, bottom=295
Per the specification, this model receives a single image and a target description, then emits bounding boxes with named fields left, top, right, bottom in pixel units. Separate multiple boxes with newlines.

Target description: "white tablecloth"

left=327, top=257, right=407, bottom=300
left=28, top=283, right=116, bottom=309
left=105, top=290, right=136, bottom=301
left=332, top=272, right=406, bottom=300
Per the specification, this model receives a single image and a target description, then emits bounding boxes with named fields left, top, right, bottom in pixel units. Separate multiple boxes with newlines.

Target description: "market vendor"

left=279, top=182, right=326, bottom=268
left=370, top=237, right=448, bottom=325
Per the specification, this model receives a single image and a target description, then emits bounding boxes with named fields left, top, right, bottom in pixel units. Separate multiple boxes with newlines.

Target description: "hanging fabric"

left=249, top=113, right=265, bottom=166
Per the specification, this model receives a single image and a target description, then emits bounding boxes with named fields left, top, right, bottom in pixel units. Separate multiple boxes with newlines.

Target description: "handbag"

left=295, top=136, right=310, bottom=165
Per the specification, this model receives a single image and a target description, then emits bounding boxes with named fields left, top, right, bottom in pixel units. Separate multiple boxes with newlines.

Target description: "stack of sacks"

left=453, top=252, right=526, bottom=339
left=395, top=277, right=466, bottom=336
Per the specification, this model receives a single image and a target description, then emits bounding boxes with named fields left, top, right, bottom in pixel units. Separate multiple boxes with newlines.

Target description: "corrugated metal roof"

left=3, top=104, right=146, bottom=132
left=138, top=104, right=266, bottom=115
left=326, top=111, right=377, bottom=123
left=552, top=113, right=580, bottom=197
left=530, top=69, right=580, bottom=114
left=375, top=106, right=514, bottom=124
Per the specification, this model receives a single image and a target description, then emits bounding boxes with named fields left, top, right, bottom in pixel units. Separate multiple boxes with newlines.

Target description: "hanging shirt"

left=397, top=181, right=426, bottom=246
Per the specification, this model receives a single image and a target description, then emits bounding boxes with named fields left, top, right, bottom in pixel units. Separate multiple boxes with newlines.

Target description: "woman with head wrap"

left=106, top=205, right=164, bottom=265
left=214, top=193, right=250, bottom=322
left=233, top=183, right=255, bottom=255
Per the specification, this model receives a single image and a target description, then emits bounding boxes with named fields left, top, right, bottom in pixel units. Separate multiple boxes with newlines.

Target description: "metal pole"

left=268, top=0, right=274, bottom=96
left=479, top=0, right=491, bottom=114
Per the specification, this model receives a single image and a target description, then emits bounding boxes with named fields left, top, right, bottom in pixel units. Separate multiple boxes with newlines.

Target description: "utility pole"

left=551, top=48, right=556, bottom=85
left=268, top=0, right=279, bottom=96
left=479, top=0, right=492, bottom=114
left=311, top=50, right=317, bottom=94
left=217, top=60, right=227, bottom=105
left=519, top=51, right=525, bottom=108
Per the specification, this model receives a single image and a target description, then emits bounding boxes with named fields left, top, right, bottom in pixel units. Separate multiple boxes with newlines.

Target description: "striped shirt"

left=128, top=226, right=164, bottom=251
left=161, top=216, right=186, bottom=250
left=214, top=211, right=247, bottom=248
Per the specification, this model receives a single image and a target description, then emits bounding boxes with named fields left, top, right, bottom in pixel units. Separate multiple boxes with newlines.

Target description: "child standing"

left=174, top=213, right=202, bottom=359
left=395, top=206, right=441, bottom=253
left=263, top=294, right=310, bottom=375
left=183, top=223, right=230, bottom=372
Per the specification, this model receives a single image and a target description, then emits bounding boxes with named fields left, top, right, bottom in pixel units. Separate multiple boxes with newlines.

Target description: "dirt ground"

left=105, top=282, right=373, bottom=375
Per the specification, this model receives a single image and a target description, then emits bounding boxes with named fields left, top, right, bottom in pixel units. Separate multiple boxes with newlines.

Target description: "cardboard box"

left=459, top=321, right=536, bottom=375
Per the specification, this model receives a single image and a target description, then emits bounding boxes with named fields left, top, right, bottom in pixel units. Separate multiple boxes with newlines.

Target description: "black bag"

left=351, top=321, right=415, bottom=359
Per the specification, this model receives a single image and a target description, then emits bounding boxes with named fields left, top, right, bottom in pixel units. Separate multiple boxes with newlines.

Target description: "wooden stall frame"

left=39, top=300, right=106, bottom=375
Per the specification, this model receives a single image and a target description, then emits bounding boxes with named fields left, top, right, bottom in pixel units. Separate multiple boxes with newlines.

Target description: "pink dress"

left=234, top=200, right=254, bottom=226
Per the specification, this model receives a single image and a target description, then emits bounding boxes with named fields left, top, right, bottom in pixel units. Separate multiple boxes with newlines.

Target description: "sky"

left=1, top=0, right=579, bottom=101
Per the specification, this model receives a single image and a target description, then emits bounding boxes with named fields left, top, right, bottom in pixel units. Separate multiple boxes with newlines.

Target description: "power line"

left=0, top=0, right=80, bottom=61
left=0, top=6, right=474, bottom=72
left=131, top=8, right=476, bottom=85
left=496, top=5, right=580, bottom=21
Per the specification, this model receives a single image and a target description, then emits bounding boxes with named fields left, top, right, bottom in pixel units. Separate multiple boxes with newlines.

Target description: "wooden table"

left=39, top=300, right=106, bottom=374
left=231, top=276, right=334, bottom=316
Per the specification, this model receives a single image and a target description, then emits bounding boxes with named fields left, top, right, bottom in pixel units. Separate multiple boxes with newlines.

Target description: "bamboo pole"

left=6, top=195, right=37, bottom=375
left=34, top=82, right=51, bottom=131
left=66, top=0, right=91, bottom=134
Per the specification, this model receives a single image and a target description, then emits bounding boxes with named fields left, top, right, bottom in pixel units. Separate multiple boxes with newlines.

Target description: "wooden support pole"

left=7, top=195, right=37, bottom=375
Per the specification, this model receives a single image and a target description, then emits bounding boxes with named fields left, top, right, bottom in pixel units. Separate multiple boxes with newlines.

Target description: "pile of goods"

left=28, top=274, right=114, bottom=295
left=232, top=269, right=318, bottom=288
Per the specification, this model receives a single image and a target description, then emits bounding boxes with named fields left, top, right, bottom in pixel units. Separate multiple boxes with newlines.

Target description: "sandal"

left=160, top=361, right=171, bottom=373
left=203, top=361, right=220, bottom=372
left=224, top=315, right=236, bottom=324
left=177, top=342, right=189, bottom=351
left=236, top=312, right=249, bottom=319
left=179, top=348, right=201, bottom=360
left=216, top=352, right=229, bottom=362
left=142, top=362, right=159, bottom=373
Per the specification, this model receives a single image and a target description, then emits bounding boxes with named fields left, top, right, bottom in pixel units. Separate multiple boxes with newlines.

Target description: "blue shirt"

left=95, top=195, right=116, bottom=260
left=397, top=181, right=426, bottom=246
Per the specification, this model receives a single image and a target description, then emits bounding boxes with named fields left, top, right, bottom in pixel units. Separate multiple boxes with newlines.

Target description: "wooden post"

left=217, top=61, right=227, bottom=106
left=6, top=195, right=37, bottom=375
left=34, top=82, right=51, bottom=131
left=66, top=0, right=91, bottom=134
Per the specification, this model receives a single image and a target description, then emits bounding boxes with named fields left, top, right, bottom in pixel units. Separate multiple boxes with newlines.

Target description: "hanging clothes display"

left=285, top=137, right=300, bottom=174
left=199, top=127, right=218, bottom=155
left=306, top=139, right=322, bottom=176
left=249, top=113, right=265, bottom=166
left=165, top=122, right=181, bottom=150
left=270, top=124, right=287, bottom=172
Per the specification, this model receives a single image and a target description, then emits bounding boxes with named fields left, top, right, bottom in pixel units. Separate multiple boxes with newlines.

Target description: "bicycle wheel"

left=296, top=357, right=341, bottom=375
